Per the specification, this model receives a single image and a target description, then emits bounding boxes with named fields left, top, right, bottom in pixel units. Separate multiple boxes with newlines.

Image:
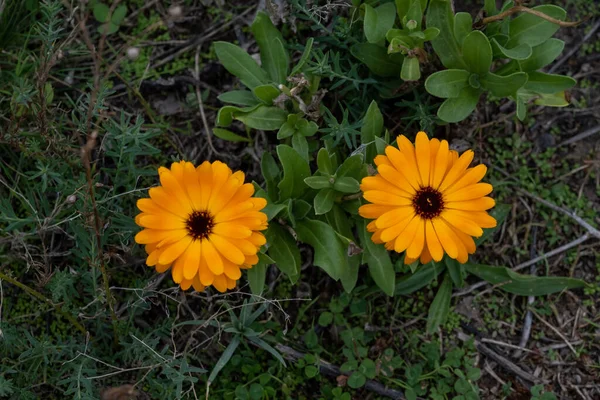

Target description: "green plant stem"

left=0, top=271, right=87, bottom=336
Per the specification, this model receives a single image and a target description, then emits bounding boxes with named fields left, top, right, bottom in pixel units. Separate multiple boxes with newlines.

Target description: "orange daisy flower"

left=134, top=161, right=268, bottom=292
left=359, top=131, right=496, bottom=264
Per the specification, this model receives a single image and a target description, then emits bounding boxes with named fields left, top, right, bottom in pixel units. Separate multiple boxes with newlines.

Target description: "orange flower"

left=359, top=132, right=496, bottom=264
left=134, top=161, right=268, bottom=292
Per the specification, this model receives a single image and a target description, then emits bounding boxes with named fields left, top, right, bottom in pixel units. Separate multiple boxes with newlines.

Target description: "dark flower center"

left=413, top=187, right=444, bottom=219
left=186, top=210, right=214, bottom=240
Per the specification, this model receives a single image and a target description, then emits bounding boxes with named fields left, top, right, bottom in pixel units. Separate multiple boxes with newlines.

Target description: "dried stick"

left=530, top=309, right=578, bottom=356
left=455, top=233, right=591, bottom=297
left=0, top=271, right=87, bottom=335
left=194, top=46, right=220, bottom=157
left=81, top=132, right=119, bottom=344
left=458, top=332, right=542, bottom=385
left=516, top=190, right=600, bottom=240
left=274, top=344, right=404, bottom=399
left=550, top=19, right=600, bottom=73
left=481, top=5, right=581, bottom=27
left=515, top=226, right=537, bottom=357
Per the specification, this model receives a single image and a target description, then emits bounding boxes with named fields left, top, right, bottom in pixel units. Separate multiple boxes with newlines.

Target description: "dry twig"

left=481, top=5, right=581, bottom=27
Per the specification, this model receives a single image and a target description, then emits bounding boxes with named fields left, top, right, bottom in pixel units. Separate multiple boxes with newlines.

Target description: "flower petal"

left=415, top=131, right=431, bottom=186
left=406, top=218, right=426, bottom=259
left=210, top=234, right=245, bottom=265
left=441, top=211, right=484, bottom=237
left=431, top=140, right=450, bottom=189
left=444, top=164, right=487, bottom=194
left=358, top=204, right=397, bottom=219
left=375, top=207, right=414, bottom=229
left=445, top=197, right=495, bottom=211
left=212, top=223, right=253, bottom=239
left=393, top=215, right=420, bottom=253
left=380, top=215, right=415, bottom=242
left=385, top=146, right=420, bottom=189
left=438, top=150, right=474, bottom=192
left=432, top=218, right=459, bottom=259
left=363, top=191, right=413, bottom=206
left=444, top=183, right=493, bottom=202
left=425, top=220, right=444, bottom=262
left=183, top=239, right=202, bottom=281
left=201, top=239, right=224, bottom=275
left=223, top=260, right=242, bottom=280
left=158, top=236, right=193, bottom=265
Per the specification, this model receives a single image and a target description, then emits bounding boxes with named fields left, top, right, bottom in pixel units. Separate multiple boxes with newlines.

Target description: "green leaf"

left=507, top=5, right=566, bottom=48
left=347, top=371, right=367, bottom=388
left=111, top=4, right=127, bottom=25
left=425, top=69, right=470, bottom=98
left=359, top=359, right=377, bottom=379
left=251, top=11, right=289, bottom=84
left=396, top=0, right=427, bottom=24
left=333, top=177, right=360, bottom=193
left=340, top=254, right=360, bottom=293
left=519, top=39, right=565, bottom=72
left=464, top=264, right=588, bottom=295
left=358, top=220, right=395, bottom=296
left=423, top=27, right=440, bottom=41
left=364, top=2, right=396, bottom=44
left=212, top=128, right=251, bottom=143
left=524, top=72, right=576, bottom=94
left=336, top=154, right=363, bottom=180
left=318, top=311, right=333, bottom=326
left=305, top=176, right=332, bottom=189
left=314, top=188, right=336, bottom=215
left=534, top=91, right=570, bottom=107
left=317, top=148, right=334, bottom=175
left=99, top=22, right=119, bottom=35
left=248, top=336, right=286, bottom=367
left=516, top=95, right=527, bottom=121
left=235, top=106, right=288, bottom=130
left=395, top=262, right=445, bottom=295
left=361, top=100, right=384, bottom=163
left=305, top=365, right=319, bottom=378
left=248, top=262, right=267, bottom=295
left=480, top=72, right=528, bottom=97
left=293, top=199, right=312, bottom=220
left=462, top=31, right=492, bottom=75
left=445, top=257, right=464, bottom=288
left=265, top=223, right=301, bottom=283
left=490, top=39, right=532, bottom=60
left=276, top=145, right=310, bottom=200
left=216, top=104, right=260, bottom=127
left=426, top=274, right=452, bottom=334
left=453, top=12, right=472, bottom=47
left=292, top=133, right=309, bottom=162
left=253, top=84, right=281, bottom=104
left=297, top=119, right=318, bottom=137
left=93, top=3, right=110, bottom=23
left=401, top=56, right=421, bottom=81
left=427, top=0, right=467, bottom=69
left=484, top=0, right=497, bottom=16
left=218, top=90, right=260, bottom=106
left=405, top=0, right=423, bottom=29
left=295, top=219, right=346, bottom=280
left=291, top=37, right=314, bottom=76
left=351, top=43, right=404, bottom=77
left=437, top=86, right=481, bottom=123
left=208, top=336, right=240, bottom=384
left=261, top=152, right=280, bottom=202
left=215, top=41, right=269, bottom=89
